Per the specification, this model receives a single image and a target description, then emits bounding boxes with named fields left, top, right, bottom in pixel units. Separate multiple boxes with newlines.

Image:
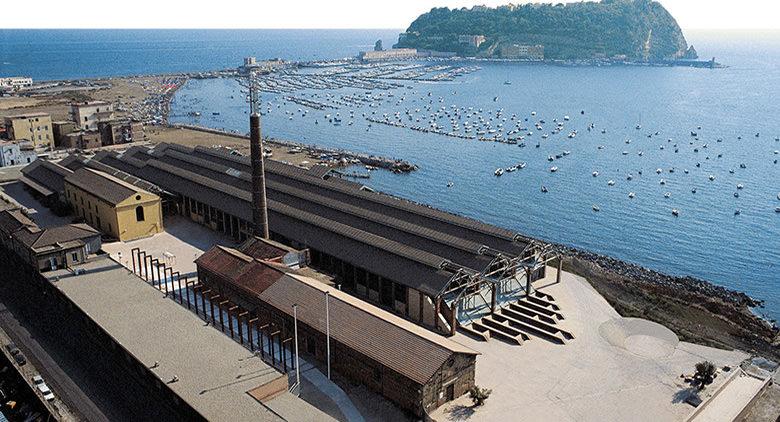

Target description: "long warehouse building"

left=46, top=143, right=555, bottom=335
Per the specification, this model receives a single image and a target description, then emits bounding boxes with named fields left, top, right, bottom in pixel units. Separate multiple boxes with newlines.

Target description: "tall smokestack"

left=249, top=75, right=269, bottom=239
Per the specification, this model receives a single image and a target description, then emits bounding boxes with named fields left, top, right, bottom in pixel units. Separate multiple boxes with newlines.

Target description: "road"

left=0, top=303, right=109, bottom=421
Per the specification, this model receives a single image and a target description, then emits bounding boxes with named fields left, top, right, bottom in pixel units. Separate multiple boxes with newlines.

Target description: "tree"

left=693, top=361, right=716, bottom=390
left=468, top=385, right=492, bottom=407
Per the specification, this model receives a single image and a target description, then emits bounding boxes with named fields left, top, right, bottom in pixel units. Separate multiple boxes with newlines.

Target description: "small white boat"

left=664, top=192, right=671, bottom=198
left=734, top=209, right=741, bottom=215
left=628, top=192, right=635, bottom=198
left=656, top=168, right=663, bottom=174
left=550, top=166, right=559, bottom=173
left=592, top=171, right=599, bottom=177
left=692, top=188, right=697, bottom=194
left=541, top=186, right=548, bottom=193
left=775, top=207, right=780, bottom=213
left=592, top=205, right=600, bottom=212
left=737, top=184, right=744, bottom=190
left=672, top=209, right=679, bottom=216
left=494, top=168, right=504, bottom=176
left=660, top=179, right=666, bottom=185
left=709, top=175, right=716, bottom=181
left=518, top=162, right=527, bottom=169
left=607, top=180, right=615, bottom=186
left=734, top=192, right=740, bottom=198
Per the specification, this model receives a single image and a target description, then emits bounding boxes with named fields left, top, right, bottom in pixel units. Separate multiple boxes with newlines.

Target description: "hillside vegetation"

left=395, top=0, right=696, bottom=60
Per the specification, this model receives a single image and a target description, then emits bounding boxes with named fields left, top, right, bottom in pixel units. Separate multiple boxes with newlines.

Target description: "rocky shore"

left=554, top=244, right=780, bottom=359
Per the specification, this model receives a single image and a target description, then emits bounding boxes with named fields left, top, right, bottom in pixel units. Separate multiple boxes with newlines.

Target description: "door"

left=445, top=384, right=455, bottom=402
left=49, top=257, right=57, bottom=271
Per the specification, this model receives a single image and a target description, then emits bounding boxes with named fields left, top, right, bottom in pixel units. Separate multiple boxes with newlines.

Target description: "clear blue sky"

left=5, top=0, right=780, bottom=30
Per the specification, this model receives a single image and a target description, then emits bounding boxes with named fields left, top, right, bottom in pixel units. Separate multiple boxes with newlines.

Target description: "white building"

left=0, top=141, right=37, bottom=167
left=0, top=77, right=33, bottom=91
left=70, top=101, right=114, bottom=131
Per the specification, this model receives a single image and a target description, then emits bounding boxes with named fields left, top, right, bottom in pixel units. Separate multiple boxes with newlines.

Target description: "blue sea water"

left=2, top=29, right=779, bottom=320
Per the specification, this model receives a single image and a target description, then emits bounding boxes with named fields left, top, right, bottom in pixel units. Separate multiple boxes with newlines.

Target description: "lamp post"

left=292, top=303, right=301, bottom=395
left=325, top=291, right=331, bottom=380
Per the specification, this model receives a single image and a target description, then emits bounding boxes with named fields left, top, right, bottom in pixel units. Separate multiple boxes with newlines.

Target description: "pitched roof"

left=194, top=246, right=286, bottom=294
left=13, top=223, right=99, bottom=251
left=238, top=236, right=300, bottom=261
left=0, top=208, right=35, bottom=235
left=20, top=160, right=72, bottom=197
left=64, top=168, right=147, bottom=206
left=259, top=273, right=478, bottom=385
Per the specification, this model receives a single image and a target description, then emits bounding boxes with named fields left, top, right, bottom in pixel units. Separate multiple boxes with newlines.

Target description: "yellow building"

left=64, top=167, right=163, bottom=241
left=3, top=112, right=53, bottom=150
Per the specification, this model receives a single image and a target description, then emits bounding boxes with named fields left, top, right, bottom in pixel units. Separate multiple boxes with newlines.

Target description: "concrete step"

left=525, top=294, right=560, bottom=311
left=458, top=323, right=490, bottom=342
left=491, top=313, right=567, bottom=345
left=506, top=303, right=559, bottom=325
left=512, top=300, right=565, bottom=321
left=533, top=290, right=556, bottom=302
left=499, top=308, right=574, bottom=342
left=476, top=319, right=527, bottom=345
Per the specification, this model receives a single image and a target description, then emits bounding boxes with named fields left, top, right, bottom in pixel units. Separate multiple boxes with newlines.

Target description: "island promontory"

left=395, top=0, right=697, bottom=61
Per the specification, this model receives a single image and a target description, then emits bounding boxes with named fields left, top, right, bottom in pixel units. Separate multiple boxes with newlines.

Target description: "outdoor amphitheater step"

left=506, top=303, right=559, bottom=325
left=504, top=304, right=559, bottom=326
left=491, top=313, right=568, bottom=345
left=477, top=318, right=528, bottom=345
left=525, top=294, right=561, bottom=311
left=458, top=323, right=491, bottom=342
left=533, top=290, right=556, bottom=302
left=499, top=308, right=574, bottom=343
left=513, top=300, right=565, bottom=321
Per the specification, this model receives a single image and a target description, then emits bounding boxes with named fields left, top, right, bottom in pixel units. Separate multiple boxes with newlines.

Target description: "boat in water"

left=494, top=168, right=504, bottom=176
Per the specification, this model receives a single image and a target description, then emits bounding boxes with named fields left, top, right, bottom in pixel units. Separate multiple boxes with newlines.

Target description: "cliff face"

left=396, top=0, right=693, bottom=60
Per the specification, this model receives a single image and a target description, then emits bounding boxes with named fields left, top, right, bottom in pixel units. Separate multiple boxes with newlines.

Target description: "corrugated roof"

left=0, top=208, right=35, bottom=235
left=20, top=160, right=72, bottom=196
left=258, top=273, right=478, bottom=385
left=195, top=246, right=286, bottom=294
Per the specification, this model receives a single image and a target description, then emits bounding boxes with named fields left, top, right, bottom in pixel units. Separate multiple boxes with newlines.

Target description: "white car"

left=32, top=375, right=44, bottom=385
left=36, top=382, right=55, bottom=401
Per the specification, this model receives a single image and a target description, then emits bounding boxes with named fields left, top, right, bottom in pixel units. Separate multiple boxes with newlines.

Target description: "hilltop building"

left=2, top=112, right=53, bottom=149
left=70, top=101, right=114, bottom=131
left=499, top=44, right=545, bottom=60
left=458, top=35, right=486, bottom=49
left=64, top=167, right=163, bottom=241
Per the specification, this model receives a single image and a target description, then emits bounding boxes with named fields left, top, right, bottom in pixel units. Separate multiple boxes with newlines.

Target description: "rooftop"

left=198, top=245, right=479, bottom=385
left=13, top=223, right=98, bottom=252
left=46, top=256, right=333, bottom=422
left=3, top=112, right=50, bottom=120
left=65, top=167, right=153, bottom=206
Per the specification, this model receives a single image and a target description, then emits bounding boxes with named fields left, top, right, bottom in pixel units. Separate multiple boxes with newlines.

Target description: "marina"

left=171, top=52, right=780, bottom=321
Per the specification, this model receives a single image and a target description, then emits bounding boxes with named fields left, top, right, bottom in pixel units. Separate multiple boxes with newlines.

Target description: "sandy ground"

left=1, top=75, right=178, bottom=123
left=145, top=126, right=320, bottom=168
left=431, top=268, right=749, bottom=422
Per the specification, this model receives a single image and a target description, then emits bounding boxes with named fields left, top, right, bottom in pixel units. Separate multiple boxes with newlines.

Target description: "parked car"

left=13, top=353, right=26, bottom=366
left=36, top=383, right=54, bottom=401
left=5, top=343, right=20, bottom=356
left=32, top=375, right=44, bottom=386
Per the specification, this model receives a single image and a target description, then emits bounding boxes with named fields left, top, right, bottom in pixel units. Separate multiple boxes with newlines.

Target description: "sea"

left=2, top=29, right=779, bottom=320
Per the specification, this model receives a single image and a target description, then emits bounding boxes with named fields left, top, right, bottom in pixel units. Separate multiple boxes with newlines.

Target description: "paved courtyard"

left=431, top=268, right=748, bottom=422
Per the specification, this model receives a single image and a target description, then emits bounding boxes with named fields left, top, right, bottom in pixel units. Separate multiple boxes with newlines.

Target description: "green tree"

left=693, top=361, right=717, bottom=390
left=469, top=385, right=492, bottom=407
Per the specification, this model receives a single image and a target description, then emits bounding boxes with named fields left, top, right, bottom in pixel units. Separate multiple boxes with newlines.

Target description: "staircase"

left=459, top=290, right=574, bottom=346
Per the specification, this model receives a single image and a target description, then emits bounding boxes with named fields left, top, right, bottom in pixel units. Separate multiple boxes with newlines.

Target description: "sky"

left=4, top=0, right=780, bottom=30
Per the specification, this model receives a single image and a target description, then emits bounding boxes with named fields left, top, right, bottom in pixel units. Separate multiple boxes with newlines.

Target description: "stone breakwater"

left=555, top=245, right=763, bottom=310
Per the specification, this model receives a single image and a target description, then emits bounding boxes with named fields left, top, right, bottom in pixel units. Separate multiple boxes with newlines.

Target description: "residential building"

left=358, top=48, right=418, bottom=62
left=52, top=121, right=77, bottom=148
left=70, top=101, right=114, bottom=131
left=0, top=141, right=37, bottom=167
left=64, top=167, right=163, bottom=241
left=62, top=131, right=101, bottom=150
left=3, top=112, right=53, bottom=149
left=98, top=119, right=144, bottom=145
left=499, top=44, right=545, bottom=60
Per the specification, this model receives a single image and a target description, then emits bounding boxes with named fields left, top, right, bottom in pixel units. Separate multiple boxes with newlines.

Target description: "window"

left=71, top=253, right=79, bottom=263
left=135, top=206, right=145, bottom=222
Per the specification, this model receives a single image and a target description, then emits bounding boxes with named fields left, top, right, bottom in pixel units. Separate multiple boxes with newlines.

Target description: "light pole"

left=325, top=290, right=331, bottom=380
left=292, top=303, right=301, bottom=395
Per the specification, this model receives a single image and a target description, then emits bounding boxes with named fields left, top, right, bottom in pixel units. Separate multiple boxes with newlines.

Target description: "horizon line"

left=3, top=27, right=780, bottom=31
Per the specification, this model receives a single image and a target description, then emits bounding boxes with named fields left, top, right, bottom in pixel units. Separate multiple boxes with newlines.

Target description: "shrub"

left=469, top=385, right=492, bottom=407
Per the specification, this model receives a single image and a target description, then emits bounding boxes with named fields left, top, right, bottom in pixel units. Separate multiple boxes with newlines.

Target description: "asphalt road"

left=0, top=303, right=109, bottom=421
